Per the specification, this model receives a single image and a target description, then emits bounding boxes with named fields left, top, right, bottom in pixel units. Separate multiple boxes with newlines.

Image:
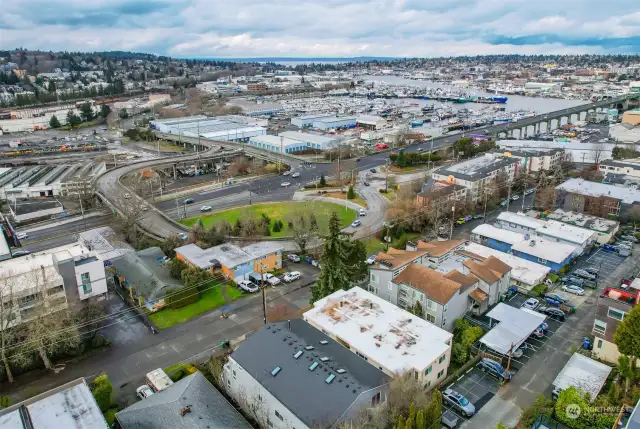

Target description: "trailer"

left=145, top=368, right=174, bottom=392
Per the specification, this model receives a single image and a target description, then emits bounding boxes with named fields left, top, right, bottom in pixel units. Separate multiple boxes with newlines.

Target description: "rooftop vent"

left=326, top=374, right=336, bottom=384
left=293, top=350, right=303, bottom=359
left=320, top=357, right=330, bottom=362
left=271, top=367, right=281, bottom=377
left=309, top=362, right=319, bottom=371
left=319, top=340, right=328, bottom=345
left=305, top=345, right=314, bottom=350
left=529, top=240, right=536, bottom=247
left=336, top=369, right=346, bottom=374
left=180, top=406, right=192, bottom=417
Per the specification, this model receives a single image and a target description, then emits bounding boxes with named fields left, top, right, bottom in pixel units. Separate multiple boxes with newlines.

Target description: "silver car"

left=442, top=388, right=476, bottom=417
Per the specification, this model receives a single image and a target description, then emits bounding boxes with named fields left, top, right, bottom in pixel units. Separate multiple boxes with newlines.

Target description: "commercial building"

left=495, top=147, right=565, bottom=173
left=356, top=115, right=386, bottom=131
left=0, top=378, right=108, bottom=428
left=9, top=200, right=64, bottom=224
left=431, top=153, right=519, bottom=203
left=592, top=287, right=640, bottom=365
left=495, top=212, right=596, bottom=255
left=117, top=372, right=251, bottom=429
left=304, top=287, right=452, bottom=387
left=291, top=113, right=336, bottom=128
left=176, top=242, right=282, bottom=280
left=150, top=115, right=267, bottom=142
left=227, top=99, right=284, bottom=117
left=497, top=140, right=635, bottom=165
left=224, top=318, right=390, bottom=429
left=555, top=178, right=640, bottom=221
left=312, top=115, right=357, bottom=131
left=0, top=242, right=108, bottom=327
left=248, top=131, right=341, bottom=154
left=470, top=224, right=577, bottom=272
left=545, top=209, right=619, bottom=245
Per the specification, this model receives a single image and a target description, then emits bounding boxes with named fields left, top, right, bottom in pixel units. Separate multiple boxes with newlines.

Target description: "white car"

left=283, top=271, right=301, bottom=283
left=524, top=189, right=535, bottom=195
left=562, top=284, right=585, bottom=296
left=140, top=204, right=149, bottom=211
left=238, top=280, right=259, bottom=293
left=200, top=205, right=212, bottom=212
left=359, top=209, right=367, bottom=217
left=366, top=255, right=377, bottom=265
left=522, top=298, right=539, bottom=310
left=282, top=171, right=291, bottom=176
left=264, top=273, right=281, bottom=286
left=281, top=182, right=291, bottom=187
left=292, top=172, right=300, bottom=178
left=16, top=232, right=28, bottom=240
left=511, top=195, right=520, bottom=201
left=124, top=193, right=131, bottom=199
left=351, top=220, right=361, bottom=227
left=178, top=233, right=189, bottom=240
left=136, top=385, right=155, bottom=400
left=287, top=254, right=301, bottom=262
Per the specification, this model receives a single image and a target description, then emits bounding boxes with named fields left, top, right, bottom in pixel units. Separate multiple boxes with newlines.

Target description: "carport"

left=552, top=353, right=612, bottom=400
left=480, top=303, right=547, bottom=356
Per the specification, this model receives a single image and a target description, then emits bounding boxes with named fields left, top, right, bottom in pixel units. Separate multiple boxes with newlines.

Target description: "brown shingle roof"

left=469, top=288, right=489, bottom=302
left=444, top=270, right=478, bottom=292
left=454, top=249, right=486, bottom=262
left=463, top=259, right=500, bottom=283
left=482, top=256, right=512, bottom=277
left=374, top=248, right=427, bottom=269
left=394, top=264, right=461, bottom=304
left=415, top=239, right=465, bottom=257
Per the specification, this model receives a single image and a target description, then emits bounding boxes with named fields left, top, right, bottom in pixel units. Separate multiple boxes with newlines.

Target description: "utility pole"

left=483, top=188, right=489, bottom=223
left=249, top=188, right=252, bottom=205
left=78, top=191, right=86, bottom=231
left=449, top=204, right=455, bottom=240
left=506, top=181, right=512, bottom=212
left=521, top=186, right=526, bottom=212
left=259, top=265, right=267, bottom=325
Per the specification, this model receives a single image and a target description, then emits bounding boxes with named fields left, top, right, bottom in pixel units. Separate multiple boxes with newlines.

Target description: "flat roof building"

left=227, top=99, right=284, bottom=117
left=0, top=378, right=108, bottom=429
left=599, top=158, right=640, bottom=179
left=224, top=318, right=390, bottom=429
left=291, top=113, right=336, bottom=128
left=551, top=353, right=612, bottom=401
left=545, top=209, right=619, bottom=244
left=304, top=287, right=452, bottom=385
left=495, top=146, right=565, bottom=173
left=249, top=131, right=341, bottom=153
left=555, top=178, right=640, bottom=221
left=480, top=303, right=547, bottom=355
left=150, top=115, right=267, bottom=142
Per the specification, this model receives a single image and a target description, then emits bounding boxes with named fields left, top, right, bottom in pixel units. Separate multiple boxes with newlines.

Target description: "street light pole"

left=449, top=204, right=455, bottom=240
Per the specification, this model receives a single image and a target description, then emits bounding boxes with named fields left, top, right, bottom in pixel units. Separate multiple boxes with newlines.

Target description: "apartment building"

left=224, top=318, right=390, bottom=429
left=497, top=147, right=565, bottom=173
left=416, top=183, right=468, bottom=209
left=545, top=209, right=619, bottom=245
left=0, top=243, right=108, bottom=327
left=555, top=178, right=640, bottom=221
left=598, top=159, right=640, bottom=179
left=431, top=153, right=519, bottom=203
left=592, top=287, right=640, bottom=365
left=304, top=287, right=452, bottom=388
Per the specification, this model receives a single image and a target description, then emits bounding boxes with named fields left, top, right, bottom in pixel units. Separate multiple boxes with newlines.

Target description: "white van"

left=359, top=209, right=367, bottom=217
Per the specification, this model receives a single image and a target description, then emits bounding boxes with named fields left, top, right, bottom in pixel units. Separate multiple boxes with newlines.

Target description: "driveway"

left=98, top=290, right=151, bottom=348
left=444, top=368, right=500, bottom=426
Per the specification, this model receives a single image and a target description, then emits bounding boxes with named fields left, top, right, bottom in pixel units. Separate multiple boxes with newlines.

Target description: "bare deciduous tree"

left=288, top=212, right=319, bottom=254
left=0, top=276, right=18, bottom=382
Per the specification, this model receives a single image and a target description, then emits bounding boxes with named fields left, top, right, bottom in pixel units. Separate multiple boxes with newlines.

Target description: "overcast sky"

left=2, top=0, right=640, bottom=58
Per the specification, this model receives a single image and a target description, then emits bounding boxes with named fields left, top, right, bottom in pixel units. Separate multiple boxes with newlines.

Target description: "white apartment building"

left=304, top=287, right=453, bottom=388
left=546, top=209, right=619, bottom=245
left=497, top=148, right=565, bottom=173
left=431, top=153, right=519, bottom=203
left=0, top=243, right=108, bottom=327
left=599, top=159, right=640, bottom=179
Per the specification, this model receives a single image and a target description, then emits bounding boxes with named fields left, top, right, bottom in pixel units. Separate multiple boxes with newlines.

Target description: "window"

left=426, top=313, right=436, bottom=323
left=275, top=410, right=284, bottom=421
left=80, top=272, right=90, bottom=284
left=388, top=282, right=393, bottom=291
left=437, top=369, right=445, bottom=378
left=597, top=340, right=603, bottom=349
left=424, top=380, right=431, bottom=389
left=370, top=273, right=378, bottom=283
left=608, top=307, right=626, bottom=321
left=538, top=258, right=548, bottom=264
left=414, top=371, right=418, bottom=380
left=46, top=285, right=64, bottom=296
left=372, top=391, right=382, bottom=406
left=355, top=351, right=368, bottom=361
left=393, top=270, right=400, bottom=277
left=82, top=283, right=92, bottom=294
left=425, top=365, right=432, bottom=375
left=268, top=419, right=273, bottom=428
left=593, top=320, right=607, bottom=335
left=232, top=370, right=236, bottom=379
left=438, top=354, right=446, bottom=364
left=426, top=299, right=437, bottom=311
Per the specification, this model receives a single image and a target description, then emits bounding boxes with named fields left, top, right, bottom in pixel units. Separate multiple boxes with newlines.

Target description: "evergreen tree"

left=411, top=301, right=424, bottom=319
left=79, top=102, right=94, bottom=122
left=47, top=80, right=56, bottom=93
left=100, top=104, right=111, bottom=118
left=347, top=186, right=355, bottom=200
left=408, top=402, right=416, bottom=428
left=310, top=213, right=365, bottom=303
left=119, top=108, right=129, bottom=119
left=319, top=174, right=326, bottom=187
left=396, top=415, right=405, bottom=429
left=49, top=115, right=61, bottom=129
left=66, top=110, right=81, bottom=128
left=416, top=409, right=425, bottom=429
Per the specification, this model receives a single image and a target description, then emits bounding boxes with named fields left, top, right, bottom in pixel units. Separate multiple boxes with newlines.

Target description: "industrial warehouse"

left=149, top=116, right=267, bottom=142
left=247, top=131, right=341, bottom=153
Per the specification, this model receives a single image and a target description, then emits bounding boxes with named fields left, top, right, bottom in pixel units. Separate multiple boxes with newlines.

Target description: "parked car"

left=464, top=215, right=472, bottom=222
left=287, top=254, right=301, bottom=262
left=522, top=298, right=539, bottom=310
left=512, top=343, right=529, bottom=359
left=562, top=276, right=584, bottom=287
left=281, top=182, right=291, bottom=187
left=370, top=168, right=377, bottom=173
left=200, top=205, right=212, bottom=212
left=584, top=267, right=600, bottom=277
left=524, top=189, right=535, bottom=195
left=363, top=181, right=370, bottom=186
left=562, top=284, right=585, bottom=296
left=602, top=244, right=617, bottom=252
left=291, top=172, right=300, bottom=178
left=16, top=232, right=27, bottom=240
left=545, top=293, right=568, bottom=304
left=359, top=209, right=367, bottom=217
left=283, top=271, right=301, bottom=283
left=511, top=195, right=520, bottom=201
left=538, top=306, right=566, bottom=321
left=11, top=250, right=31, bottom=258
left=366, top=255, right=377, bottom=265
left=582, top=278, right=597, bottom=289
left=500, top=200, right=508, bottom=207
left=442, top=389, right=476, bottom=417
left=351, top=220, right=361, bottom=227
left=573, top=269, right=596, bottom=280
left=441, top=411, right=459, bottom=429
left=178, top=233, right=189, bottom=240
left=621, top=235, right=639, bottom=243
left=124, top=193, right=131, bottom=199
left=237, top=280, right=259, bottom=293
left=183, top=198, right=195, bottom=204
left=478, top=358, right=512, bottom=381
left=136, top=385, right=155, bottom=400
left=140, top=204, right=148, bottom=211
left=473, top=214, right=485, bottom=220
left=282, top=171, right=291, bottom=176
left=263, top=273, right=281, bottom=286
left=455, top=218, right=466, bottom=225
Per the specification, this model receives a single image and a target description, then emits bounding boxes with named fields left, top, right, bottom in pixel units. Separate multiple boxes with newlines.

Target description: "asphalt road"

left=16, top=215, right=112, bottom=253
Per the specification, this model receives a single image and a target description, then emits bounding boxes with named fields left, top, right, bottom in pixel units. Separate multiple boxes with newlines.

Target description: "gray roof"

left=116, top=372, right=251, bottom=429
left=112, top=247, right=182, bottom=302
left=176, top=242, right=282, bottom=270
left=437, top=155, right=518, bottom=182
left=231, top=319, right=390, bottom=428
left=599, top=159, right=640, bottom=171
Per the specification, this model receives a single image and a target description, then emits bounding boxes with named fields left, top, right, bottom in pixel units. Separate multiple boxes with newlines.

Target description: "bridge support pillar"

left=521, top=127, right=526, bottom=139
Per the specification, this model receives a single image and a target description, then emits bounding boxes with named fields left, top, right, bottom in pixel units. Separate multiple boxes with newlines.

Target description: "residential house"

left=303, top=287, right=451, bottom=388
left=0, top=378, right=108, bottom=428
left=112, top=247, right=181, bottom=311
left=224, top=318, right=390, bottom=429
left=175, top=242, right=282, bottom=281
left=592, top=287, right=640, bottom=366
left=116, top=372, right=252, bottom=429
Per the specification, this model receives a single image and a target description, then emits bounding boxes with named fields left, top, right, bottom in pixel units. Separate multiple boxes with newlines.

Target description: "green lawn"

left=380, top=189, right=396, bottom=201
left=363, top=232, right=421, bottom=255
left=149, top=281, right=245, bottom=329
left=180, top=201, right=357, bottom=237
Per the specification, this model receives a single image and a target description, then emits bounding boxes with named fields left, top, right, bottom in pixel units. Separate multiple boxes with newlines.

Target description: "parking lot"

left=573, top=247, right=628, bottom=288
left=442, top=367, right=500, bottom=426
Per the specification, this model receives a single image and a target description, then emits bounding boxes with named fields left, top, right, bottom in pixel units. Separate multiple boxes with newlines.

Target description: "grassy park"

left=179, top=201, right=357, bottom=237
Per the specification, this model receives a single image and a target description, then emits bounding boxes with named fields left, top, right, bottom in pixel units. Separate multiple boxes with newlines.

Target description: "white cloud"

left=1, top=0, right=639, bottom=56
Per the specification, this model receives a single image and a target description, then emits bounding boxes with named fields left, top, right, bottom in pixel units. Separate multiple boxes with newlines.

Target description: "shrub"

left=91, top=334, right=109, bottom=349
left=530, top=284, right=548, bottom=297
left=0, top=395, right=11, bottom=409
left=91, top=373, right=113, bottom=412
left=165, top=286, right=200, bottom=309
left=347, top=186, right=356, bottom=200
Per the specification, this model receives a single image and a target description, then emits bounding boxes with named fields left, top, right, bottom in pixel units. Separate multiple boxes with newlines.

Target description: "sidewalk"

left=0, top=281, right=313, bottom=404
